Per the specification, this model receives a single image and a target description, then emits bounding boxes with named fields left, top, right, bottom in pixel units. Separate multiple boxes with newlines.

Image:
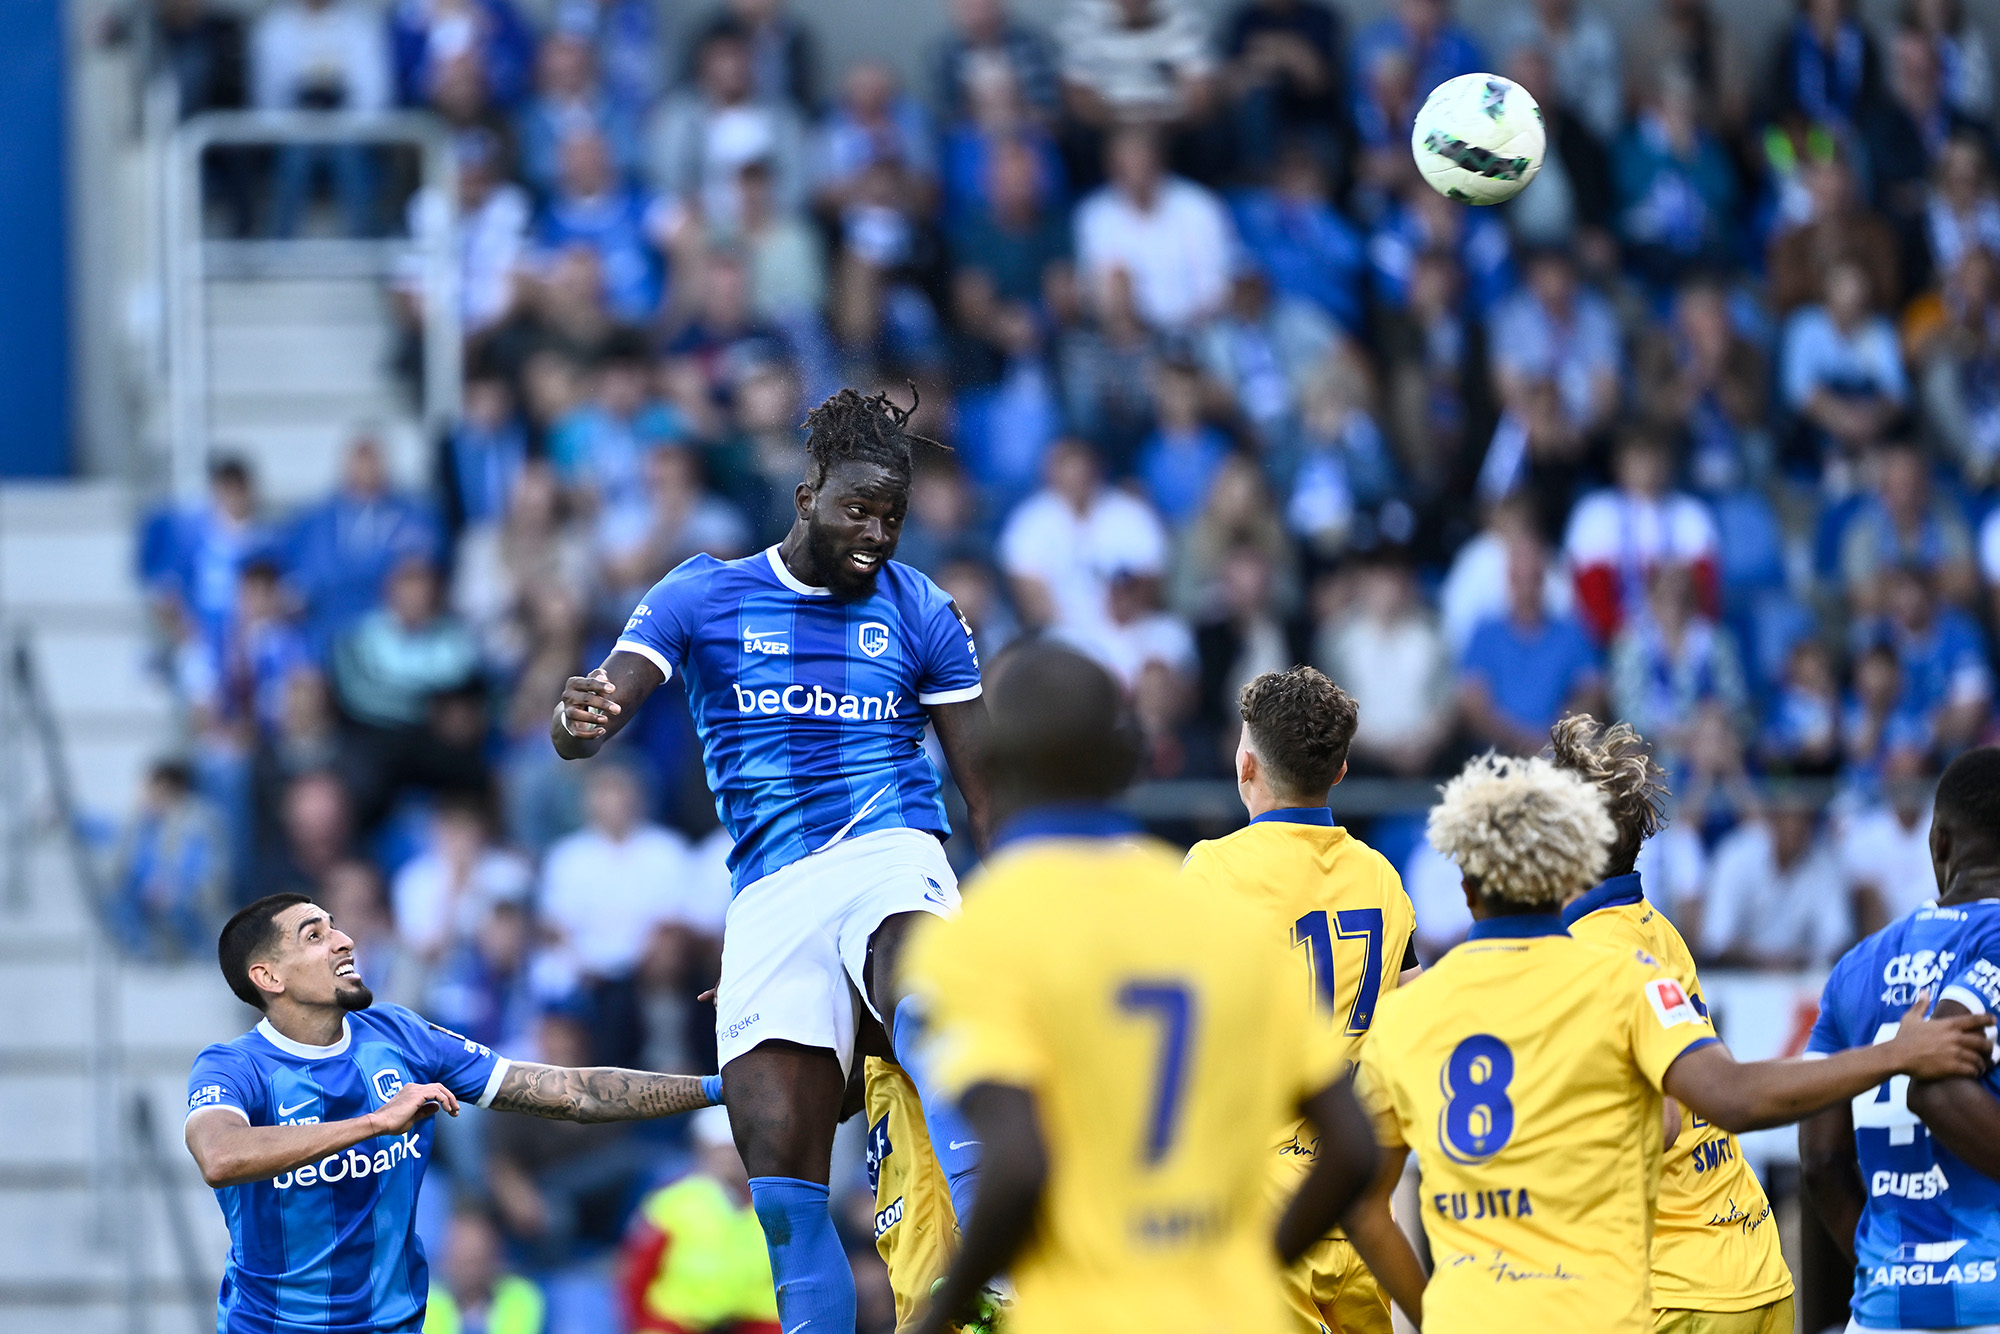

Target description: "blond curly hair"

left=1546, top=714, right=1668, bottom=877
left=1427, top=753, right=1615, bottom=911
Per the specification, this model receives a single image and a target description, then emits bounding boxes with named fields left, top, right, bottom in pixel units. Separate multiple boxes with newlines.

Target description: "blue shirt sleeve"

left=188, top=1044, right=261, bottom=1124
left=913, top=580, right=983, bottom=706
left=395, top=1007, right=509, bottom=1107
left=613, top=556, right=715, bottom=682
left=1806, top=955, right=1856, bottom=1055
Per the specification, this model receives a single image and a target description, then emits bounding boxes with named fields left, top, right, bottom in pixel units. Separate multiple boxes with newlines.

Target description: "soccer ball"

left=1410, top=73, right=1545, bottom=206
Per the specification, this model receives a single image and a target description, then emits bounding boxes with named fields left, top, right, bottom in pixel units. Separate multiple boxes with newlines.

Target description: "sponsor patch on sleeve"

left=189, top=1084, right=227, bottom=1110
left=1646, top=977, right=1699, bottom=1028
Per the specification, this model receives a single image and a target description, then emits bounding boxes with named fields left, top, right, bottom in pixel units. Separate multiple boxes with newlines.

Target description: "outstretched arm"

left=185, top=1081, right=461, bottom=1188
left=550, top=651, right=665, bottom=760
left=1800, top=1100, right=1863, bottom=1266
left=1663, top=996, right=1993, bottom=1133
left=911, top=1083, right=1044, bottom=1334
left=928, top=697, right=992, bottom=853
left=487, top=1062, right=714, bottom=1123
left=1907, top=998, right=2000, bottom=1181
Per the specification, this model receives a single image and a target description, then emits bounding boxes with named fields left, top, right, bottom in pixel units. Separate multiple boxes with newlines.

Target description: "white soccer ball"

left=1410, top=73, right=1545, bottom=206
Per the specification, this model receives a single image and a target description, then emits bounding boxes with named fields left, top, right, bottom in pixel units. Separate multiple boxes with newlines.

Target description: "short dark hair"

left=147, top=758, right=196, bottom=794
left=1238, top=667, right=1358, bottom=799
left=802, top=386, right=937, bottom=489
left=217, top=893, right=314, bottom=1010
left=1936, top=746, right=2000, bottom=835
left=984, top=641, right=1138, bottom=804
left=208, top=455, right=251, bottom=489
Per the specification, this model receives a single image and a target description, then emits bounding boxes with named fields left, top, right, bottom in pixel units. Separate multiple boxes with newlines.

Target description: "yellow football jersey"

left=1353, top=916, right=1722, bottom=1334
left=1563, top=876, right=1795, bottom=1315
left=903, top=812, right=1348, bottom=1334
left=863, top=1057, right=959, bottom=1332
left=1180, top=810, right=1416, bottom=1334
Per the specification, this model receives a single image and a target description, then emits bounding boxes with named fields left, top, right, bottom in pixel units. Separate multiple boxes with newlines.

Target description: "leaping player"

left=553, top=388, right=990, bottom=1332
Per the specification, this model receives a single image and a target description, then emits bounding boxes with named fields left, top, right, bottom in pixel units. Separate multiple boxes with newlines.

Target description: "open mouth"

left=847, top=550, right=882, bottom=574
left=334, top=961, right=358, bottom=979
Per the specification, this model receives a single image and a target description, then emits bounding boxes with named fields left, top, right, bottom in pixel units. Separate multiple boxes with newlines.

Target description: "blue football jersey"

left=614, top=547, right=982, bottom=890
left=1808, top=899, right=2000, bottom=1329
left=185, top=1005, right=508, bottom=1334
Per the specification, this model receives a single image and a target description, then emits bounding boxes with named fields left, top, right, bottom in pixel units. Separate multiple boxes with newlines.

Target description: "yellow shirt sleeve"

left=1351, top=1029, right=1408, bottom=1150
left=1625, top=961, right=1722, bottom=1092
left=1177, top=839, right=1224, bottom=892
left=902, top=904, right=1049, bottom=1097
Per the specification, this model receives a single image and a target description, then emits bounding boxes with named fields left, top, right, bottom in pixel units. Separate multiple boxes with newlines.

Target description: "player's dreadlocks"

left=1546, top=714, right=1668, bottom=878
left=801, top=386, right=941, bottom=488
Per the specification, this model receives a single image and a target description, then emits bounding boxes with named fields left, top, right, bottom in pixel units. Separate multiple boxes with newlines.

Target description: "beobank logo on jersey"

left=731, top=682, right=903, bottom=720
left=271, top=1132, right=422, bottom=1191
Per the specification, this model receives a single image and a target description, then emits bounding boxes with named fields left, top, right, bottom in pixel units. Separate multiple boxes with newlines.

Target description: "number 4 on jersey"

left=1853, top=1021, right=1924, bottom=1146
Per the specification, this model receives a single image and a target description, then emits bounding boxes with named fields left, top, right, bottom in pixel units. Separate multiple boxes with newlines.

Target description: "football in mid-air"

left=1411, top=73, right=1545, bottom=205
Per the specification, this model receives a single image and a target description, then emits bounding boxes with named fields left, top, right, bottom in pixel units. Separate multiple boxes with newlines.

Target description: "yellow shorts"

left=864, top=1058, right=959, bottom=1331
left=1283, top=1235, right=1393, bottom=1334
left=1655, top=1296, right=1797, bottom=1334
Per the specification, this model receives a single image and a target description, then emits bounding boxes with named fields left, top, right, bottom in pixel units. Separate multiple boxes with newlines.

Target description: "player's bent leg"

left=862, top=1058, right=960, bottom=1329
left=724, top=1041, right=856, bottom=1333
left=1654, top=1296, right=1797, bottom=1334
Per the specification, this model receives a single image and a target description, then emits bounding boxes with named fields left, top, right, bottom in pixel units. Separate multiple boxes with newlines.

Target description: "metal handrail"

left=161, top=109, right=462, bottom=496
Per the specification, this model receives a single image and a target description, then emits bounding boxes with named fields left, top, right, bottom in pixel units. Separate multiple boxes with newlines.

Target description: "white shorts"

left=714, top=827, right=960, bottom=1073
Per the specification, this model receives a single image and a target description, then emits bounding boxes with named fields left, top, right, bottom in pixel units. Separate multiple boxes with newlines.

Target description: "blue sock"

left=700, top=1074, right=723, bottom=1106
left=748, top=1176, right=855, bottom=1333
left=891, top=997, right=983, bottom=1225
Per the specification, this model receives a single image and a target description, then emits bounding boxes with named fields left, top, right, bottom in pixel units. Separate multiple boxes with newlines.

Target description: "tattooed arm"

left=488, top=1063, right=714, bottom=1123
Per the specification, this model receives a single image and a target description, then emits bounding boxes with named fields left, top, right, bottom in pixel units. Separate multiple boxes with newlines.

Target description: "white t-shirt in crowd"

left=540, top=822, right=697, bottom=975
left=1075, top=177, right=1233, bottom=330
left=1437, top=530, right=1575, bottom=656
left=1562, top=487, right=1719, bottom=580
left=1698, top=821, right=1852, bottom=967
left=391, top=847, right=533, bottom=957
left=998, top=485, right=1169, bottom=637
left=1057, top=610, right=1196, bottom=690
left=1840, top=804, right=1937, bottom=923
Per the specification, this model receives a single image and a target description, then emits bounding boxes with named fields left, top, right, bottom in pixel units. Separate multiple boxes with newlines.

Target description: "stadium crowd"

left=117, top=0, right=2000, bottom=1328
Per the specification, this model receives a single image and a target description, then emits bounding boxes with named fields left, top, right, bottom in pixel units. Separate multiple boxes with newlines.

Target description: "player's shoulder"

left=349, top=1002, right=429, bottom=1043
left=192, top=1031, right=267, bottom=1074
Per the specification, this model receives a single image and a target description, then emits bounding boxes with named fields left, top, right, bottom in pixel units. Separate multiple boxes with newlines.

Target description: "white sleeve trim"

left=918, top=683, right=983, bottom=705
left=1800, top=1049, right=1830, bottom=1061
left=185, top=1103, right=251, bottom=1128
left=1941, top=984, right=1989, bottom=1016
left=476, top=1057, right=512, bottom=1109
left=612, top=640, right=675, bottom=682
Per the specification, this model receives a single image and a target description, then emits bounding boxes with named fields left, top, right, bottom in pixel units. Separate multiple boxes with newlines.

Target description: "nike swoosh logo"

left=948, top=1140, right=981, bottom=1151
left=742, top=627, right=787, bottom=638
left=276, top=1099, right=315, bottom=1117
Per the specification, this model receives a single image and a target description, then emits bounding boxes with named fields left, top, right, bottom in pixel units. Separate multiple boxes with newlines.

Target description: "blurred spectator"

left=1763, top=0, right=1880, bottom=131
left=1866, top=562, right=1993, bottom=753
left=1136, top=359, right=1231, bottom=525
left=1438, top=493, right=1572, bottom=655
left=951, top=137, right=1070, bottom=310
left=252, top=0, right=391, bottom=237
left=111, top=759, right=227, bottom=959
left=1838, top=441, right=1978, bottom=616
left=389, top=0, right=535, bottom=110
left=1500, top=42, right=1615, bottom=255
left=1842, top=746, right=1939, bottom=934
left=1905, top=0, right=1993, bottom=122
left=1780, top=256, right=1909, bottom=472
left=554, top=0, right=668, bottom=115
left=1863, top=23, right=1982, bottom=250
left=814, top=61, right=937, bottom=216
left=1925, top=133, right=2000, bottom=288
left=210, top=560, right=315, bottom=739
left=1494, top=0, right=1622, bottom=145
left=597, top=445, right=755, bottom=601
left=895, top=461, right=985, bottom=577
left=935, top=0, right=1060, bottom=126
left=1760, top=638, right=1844, bottom=776
left=516, top=31, right=642, bottom=196
left=1279, top=351, right=1401, bottom=562
left=1058, top=0, right=1217, bottom=133
left=1488, top=247, right=1622, bottom=460
left=1227, top=146, right=1366, bottom=337
left=1457, top=536, right=1604, bottom=754
left=1844, top=639, right=1934, bottom=780
left=1319, top=557, right=1452, bottom=777
left=1349, top=0, right=1482, bottom=151
left=1220, top=0, right=1346, bottom=176
left=649, top=29, right=808, bottom=230
left=1369, top=167, right=1517, bottom=319
left=1059, top=569, right=1197, bottom=698
left=663, top=249, right=788, bottom=405
left=331, top=557, right=487, bottom=831
left=1612, top=66, right=1740, bottom=293
left=1176, top=454, right=1298, bottom=614
left=286, top=435, right=443, bottom=641
left=539, top=129, right=679, bottom=327
left=143, top=455, right=275, bottom=642
left=1056, top=267, right=1163, bottom=467
left=549, top=331, right=689, bottom=510
left=1562, top=431, right=1721, bottom=643
left=716, top=159, right=828, bottom=323
left=1378, top=248, right=1495, bottom=505
left=1769, top=153, right=1902, bottom=317
left=1075, top=127, right=1232, bottom=332
left=939, top=58, right=1066, bottom=231
left=150, top=0, right=247, bottom=119
left=403, top=128, right=531, bottom=342
left=1608, top=563, right=1750, bottom=768
left=1193, top=542, right=1306, bottom=747
left=541, top=766, right=718, bottom=1065
left=437, top=363, right=529, bottom=539
left=262, top=768, right=353, bottom=896
left=691, top=0, right=819, bottom=111
left=997, top=438, right=1168, bottom=635
left=1695, top=793, right=1851, bottom=969
left=1914, top=247, right=2000, bottom=487
left=424, top=1208, right=547, bottom=1334
left=620, top=1106, right=778, bottom=1334
left=1635, top=277, right=1772, bottom=491
left=390, top=792, right=532, bottom=961
left=453, top=461, right=593, bottom=673
left=1629, top=0, right=1749, bottom=139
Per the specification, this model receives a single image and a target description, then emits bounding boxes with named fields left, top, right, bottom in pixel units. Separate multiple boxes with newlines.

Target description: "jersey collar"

left=992, top=804, right=1143, bottom=852
left=1466, top=914, right=1570, bottom=941
left=1249, top=806, right=1335, bottom=827
left=1561, top=872, right=1646, bottom=927
left=255, top=1016, right=353, bottom=1059
left=764, top=545, right=831, bottom=597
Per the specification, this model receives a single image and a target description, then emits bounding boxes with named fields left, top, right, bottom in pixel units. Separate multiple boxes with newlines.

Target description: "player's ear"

left=793, top=479, right=813, bottom=520
left=247, top=957, right=285, bottom=1005
left=1458, top=873, right=1481, bottom=916
left=1332, top=760, right=1348, bottom=789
